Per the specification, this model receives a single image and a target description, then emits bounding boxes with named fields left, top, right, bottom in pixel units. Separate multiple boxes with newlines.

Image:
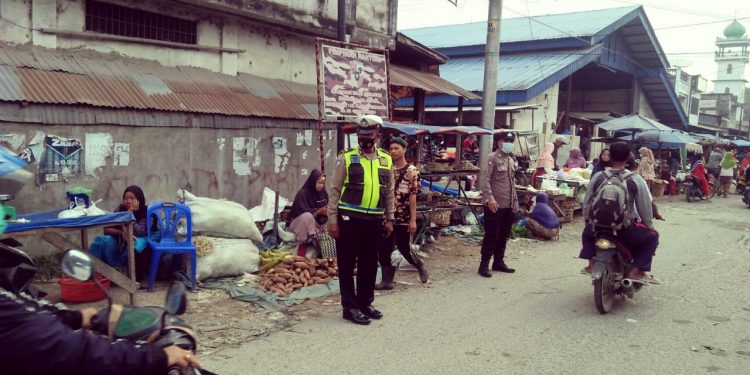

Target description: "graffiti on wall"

left=321, top=45, right=388, bottom=118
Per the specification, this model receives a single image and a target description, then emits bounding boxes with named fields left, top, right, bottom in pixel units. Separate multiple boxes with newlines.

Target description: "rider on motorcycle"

left=579, top=142, right=660, bottom=283
left=0, top=147, right=202, bottom=374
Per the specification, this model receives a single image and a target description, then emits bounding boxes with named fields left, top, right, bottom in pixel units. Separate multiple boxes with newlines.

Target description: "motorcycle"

left=743, top=185, right=750, bottom=208
left=683, top=174, right=716, bottom=202
left=60, top=250, right=217, bottom=375
left=590, top=232, right=643, bottom=314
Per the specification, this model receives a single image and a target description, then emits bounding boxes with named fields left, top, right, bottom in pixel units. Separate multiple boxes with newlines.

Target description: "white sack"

left=176, top=189, right=262, bottom=242
left=248, top=187, right=289, bottom=222
left=196, top=238, right=260, bottom=280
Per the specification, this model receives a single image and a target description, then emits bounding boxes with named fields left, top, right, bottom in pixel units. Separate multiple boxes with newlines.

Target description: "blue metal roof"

left=439, top=45, right=602, bottom=92
left=402, top=6, right=639, bottom=49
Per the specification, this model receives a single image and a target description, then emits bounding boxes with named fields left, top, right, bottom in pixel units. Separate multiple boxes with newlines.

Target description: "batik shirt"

left=394, top=164, right=420, bottom=225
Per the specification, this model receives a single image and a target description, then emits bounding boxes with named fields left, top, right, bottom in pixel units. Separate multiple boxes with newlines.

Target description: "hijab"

left=120, top=185, right=147, bottom=221
left=720, top=151, right=736, bottom=169
left=741, top=154, right=750, bottom=171
left=289, top=169, right=328, bottom=221
left=529, top=192, right=559, bottom=229
left=565, top=148, right=587, bottom=168
left=592, top=149, right=611, bottom=175
left=639, top=147, right=655, bottom=165
left=536, top=143, right=555, bottom=169
left=691, top=153, right=704, bottom=172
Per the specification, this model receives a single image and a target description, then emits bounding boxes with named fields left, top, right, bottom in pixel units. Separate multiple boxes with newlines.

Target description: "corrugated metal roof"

left=402, top=6, right=638, bottom=48
left=0, top=45, right=319, bottom=120
left=389, top=64, right=480, bottom=100
left=439, top=46, right=602, bottom=92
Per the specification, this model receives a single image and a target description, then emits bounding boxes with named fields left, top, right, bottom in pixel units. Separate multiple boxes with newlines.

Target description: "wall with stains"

left=0, top=0, right=394, bottom=84
left=1, top=122, right=338, bottom=220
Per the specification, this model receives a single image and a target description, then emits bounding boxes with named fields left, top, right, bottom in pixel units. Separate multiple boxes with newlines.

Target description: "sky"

left=397, top=0, right=750, bottom=90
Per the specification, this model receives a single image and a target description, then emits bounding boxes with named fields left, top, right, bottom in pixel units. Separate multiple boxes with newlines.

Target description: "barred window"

left=85, top=1, right=197, bottom=45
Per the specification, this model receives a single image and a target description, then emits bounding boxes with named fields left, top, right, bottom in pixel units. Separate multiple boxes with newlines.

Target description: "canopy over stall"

left=730, top=139, right=750, bottom=147
left=596, top=114, right=674, bottom=133
left=621, top=129, right=702, bottom=153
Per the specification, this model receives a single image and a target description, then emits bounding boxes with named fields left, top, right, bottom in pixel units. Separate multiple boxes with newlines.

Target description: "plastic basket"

left=59, top=274, right=110, bottom=303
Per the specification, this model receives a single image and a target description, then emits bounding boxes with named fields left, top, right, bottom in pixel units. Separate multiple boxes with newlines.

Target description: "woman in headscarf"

left=90, top=185, right=153, bottom=281
left=525, top=192, right=560, bottom=240
left=591, top=148, right=611, bottom=176
left=637, top=147, right=656, bottom=189
left=719, top=150, right=737, bottom=198
left=741, top=152, right=750, bottom=172
left=531, top=143, right=556, bottom=189
left=563, top=148, right=587, bottom=169
left=690, top=153, right=711, bottom=197
left=288, top=170, right=328, bottom=257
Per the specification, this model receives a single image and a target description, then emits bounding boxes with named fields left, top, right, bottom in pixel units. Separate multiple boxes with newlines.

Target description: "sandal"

left=580, top=267, right=592, bottom=275
left=642, top=274, right=661, bottom=285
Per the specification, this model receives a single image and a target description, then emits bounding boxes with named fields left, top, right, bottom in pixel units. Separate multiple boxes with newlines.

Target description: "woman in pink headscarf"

left=563, top=148, right=587, bottom=169
left=638, top=147, right=657, bottom=189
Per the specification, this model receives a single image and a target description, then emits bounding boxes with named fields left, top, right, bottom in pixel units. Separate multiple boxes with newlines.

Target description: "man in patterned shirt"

left=375, top=137, right=429, bottom=290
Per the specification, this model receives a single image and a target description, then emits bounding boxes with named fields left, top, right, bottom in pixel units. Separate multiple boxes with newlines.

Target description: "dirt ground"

left=35, top=233, right=500, bottom=356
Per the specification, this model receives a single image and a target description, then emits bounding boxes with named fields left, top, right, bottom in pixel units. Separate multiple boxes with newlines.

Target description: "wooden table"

left=1, top=211, right=139, bottom=304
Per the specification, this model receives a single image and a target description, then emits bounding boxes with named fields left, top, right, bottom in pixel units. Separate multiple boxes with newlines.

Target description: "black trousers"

left=378, top=225, right=422, bottom=268
left=480, top=207, right=514, bottom=261
left=336, top=216, right=382, bottom=309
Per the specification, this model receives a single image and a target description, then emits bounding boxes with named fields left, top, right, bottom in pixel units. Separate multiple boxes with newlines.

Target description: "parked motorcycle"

left=590, top=232, right=643, bottom=314
left=60, top=250, right=216, bottom=375
left=743, top=187, right=750, bottom=208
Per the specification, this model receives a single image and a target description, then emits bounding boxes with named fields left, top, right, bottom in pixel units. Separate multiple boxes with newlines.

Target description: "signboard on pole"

left=321, top=45, right=388, bottom=118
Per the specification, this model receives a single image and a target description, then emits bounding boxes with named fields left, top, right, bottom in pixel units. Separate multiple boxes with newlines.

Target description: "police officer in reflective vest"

left=328, top=115, right=395, bottom=325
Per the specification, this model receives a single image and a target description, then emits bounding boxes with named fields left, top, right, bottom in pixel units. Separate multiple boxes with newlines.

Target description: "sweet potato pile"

left=258, top=256, right=338, bottom=296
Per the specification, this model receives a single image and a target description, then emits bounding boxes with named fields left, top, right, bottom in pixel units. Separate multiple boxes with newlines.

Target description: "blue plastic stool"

left=146, top=201, right=197, bottom=292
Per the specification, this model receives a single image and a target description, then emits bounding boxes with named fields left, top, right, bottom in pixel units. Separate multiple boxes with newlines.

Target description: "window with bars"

left=85, top=0, right=197, bottom=45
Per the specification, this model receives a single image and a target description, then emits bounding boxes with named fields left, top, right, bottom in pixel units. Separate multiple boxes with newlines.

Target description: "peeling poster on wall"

left=85, top=133, right=113, bottom=176
left=114, top=143, right=130, bottom=166
left=296, top=132, right=304, bottom=146
left=273, top=136, right=290, bottom=173
left=232, top=137, right=260, bottom=176
left=304, top=130, right=313, bottom=146
left=37, top=135, right=83, bottom=184
left=0, top=134, right=26, bottom=151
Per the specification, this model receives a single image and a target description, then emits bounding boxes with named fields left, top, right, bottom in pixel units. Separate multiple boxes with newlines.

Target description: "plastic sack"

left=196, top=238, right=260, bottom=280
left=248, top=187, right=290, bottom=222
left=176, top=189, right=263, bottom=242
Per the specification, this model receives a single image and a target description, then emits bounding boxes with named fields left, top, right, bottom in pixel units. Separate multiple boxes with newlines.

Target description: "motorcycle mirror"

left=164, top=281, right=187, bottom=315
left=61, top=249, right=94, bottom=282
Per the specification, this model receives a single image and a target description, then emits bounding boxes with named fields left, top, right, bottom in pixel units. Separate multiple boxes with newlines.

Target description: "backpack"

left=587, top=169, right=634, bottom=234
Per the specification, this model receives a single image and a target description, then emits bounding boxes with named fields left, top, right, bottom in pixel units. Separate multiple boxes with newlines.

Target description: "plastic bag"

left=196, top=238, right=260, bottom=280
left=0, top=146, right=32, bottom=196
left=248, top=187, right=290, bottom=222
left=176, top=189, right=263, bottom=242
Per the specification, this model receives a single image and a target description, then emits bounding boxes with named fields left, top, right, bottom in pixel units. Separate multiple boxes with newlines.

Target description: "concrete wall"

left=1, top=120, right=337, bottom=217
left=510, top=84, right=559, bottom=133
left=0, top=0, right=392, bottom=84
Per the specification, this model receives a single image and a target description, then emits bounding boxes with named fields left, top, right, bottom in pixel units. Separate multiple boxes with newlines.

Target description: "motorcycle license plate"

left=682, top=181, right=693, bottom=186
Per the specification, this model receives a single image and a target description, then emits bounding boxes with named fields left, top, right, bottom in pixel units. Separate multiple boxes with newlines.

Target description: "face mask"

left=358, top=138, right=375, bottom=149
left=501, top=142, right=514, bottom=154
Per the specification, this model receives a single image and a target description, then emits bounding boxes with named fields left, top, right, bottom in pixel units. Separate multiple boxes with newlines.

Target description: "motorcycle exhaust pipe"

left=621, top=279, right=635, bottom=298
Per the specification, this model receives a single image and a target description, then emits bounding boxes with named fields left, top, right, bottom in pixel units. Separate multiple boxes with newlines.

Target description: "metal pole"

left=479, top=0, right=502, bottom=173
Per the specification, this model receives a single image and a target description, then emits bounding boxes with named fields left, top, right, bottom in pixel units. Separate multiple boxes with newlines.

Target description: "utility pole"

left=479, top=0, right=503, bottom=175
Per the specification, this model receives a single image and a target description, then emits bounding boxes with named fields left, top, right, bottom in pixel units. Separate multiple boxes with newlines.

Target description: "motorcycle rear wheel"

left=594, top=262, right=618, bottom=314
left=685, top=186, right=694, bottom=202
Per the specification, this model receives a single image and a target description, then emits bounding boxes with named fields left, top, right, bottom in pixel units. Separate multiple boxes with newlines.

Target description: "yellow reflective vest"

left=338, top=148, right=392, bottom=218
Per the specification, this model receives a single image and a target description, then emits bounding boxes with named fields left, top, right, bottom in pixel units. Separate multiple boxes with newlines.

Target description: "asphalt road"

left=202, top=196, right=750, bottom=375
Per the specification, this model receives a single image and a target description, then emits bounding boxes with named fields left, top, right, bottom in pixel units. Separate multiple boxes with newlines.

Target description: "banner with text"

left=321, top=45, right=388, bottom=118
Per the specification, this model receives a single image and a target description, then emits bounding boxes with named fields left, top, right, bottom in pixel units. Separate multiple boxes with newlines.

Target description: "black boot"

left=492, top=259, right=516, bottom=273
left=478, top=255, right=492, bottom=278
left=375, top=266, right=395, bottom=290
